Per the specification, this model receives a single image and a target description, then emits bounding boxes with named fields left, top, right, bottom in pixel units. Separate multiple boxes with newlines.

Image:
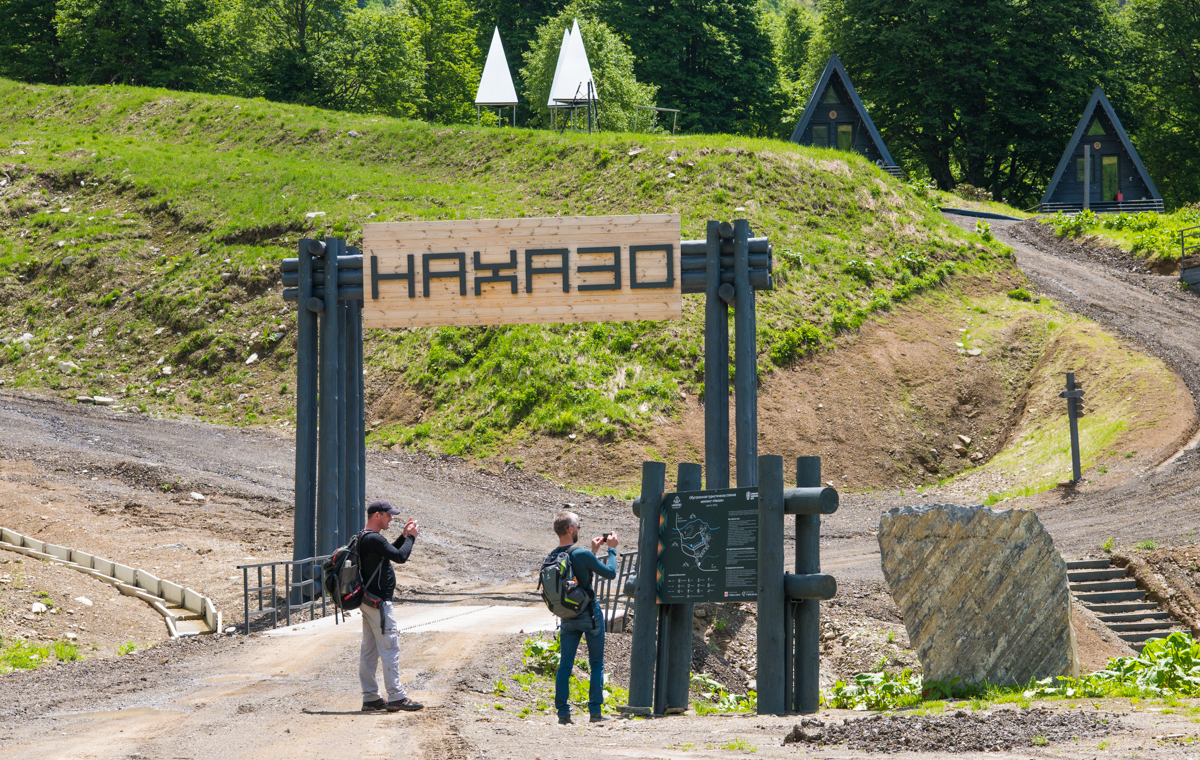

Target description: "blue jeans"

left=555, top=604, right=605, bottom=718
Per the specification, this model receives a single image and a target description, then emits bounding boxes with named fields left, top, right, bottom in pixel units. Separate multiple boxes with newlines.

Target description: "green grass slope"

left=0, top=79, right=1010, bottom=459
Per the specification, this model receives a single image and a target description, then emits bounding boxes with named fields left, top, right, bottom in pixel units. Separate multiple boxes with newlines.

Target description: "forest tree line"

left=1, top=0, right=1197, bottom=208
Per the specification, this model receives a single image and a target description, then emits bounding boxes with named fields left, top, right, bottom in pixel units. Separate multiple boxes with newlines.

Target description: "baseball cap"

left=367, top=500, right=401, bottom=516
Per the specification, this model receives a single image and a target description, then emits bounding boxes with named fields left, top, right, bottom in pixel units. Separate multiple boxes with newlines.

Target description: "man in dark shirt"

left=359, top=500, right=422, bottom=712
left=551, top=510, right=618, bottom=725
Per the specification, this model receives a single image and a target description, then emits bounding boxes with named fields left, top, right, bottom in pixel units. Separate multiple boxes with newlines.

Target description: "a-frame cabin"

left=1039, top=87, right=1162, bottom=213
left=791, top=54, right=901, bottom=178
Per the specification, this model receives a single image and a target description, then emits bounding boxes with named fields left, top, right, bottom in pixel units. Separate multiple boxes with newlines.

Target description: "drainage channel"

left=1067, top=558, right=1184, bottom=652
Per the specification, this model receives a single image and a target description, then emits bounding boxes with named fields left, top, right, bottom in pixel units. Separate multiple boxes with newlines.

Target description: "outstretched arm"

left=573, top=547, right=617, bottom=580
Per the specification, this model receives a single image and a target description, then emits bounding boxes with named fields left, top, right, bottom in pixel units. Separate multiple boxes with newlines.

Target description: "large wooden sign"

left=362, top=214, right=681, bottom=328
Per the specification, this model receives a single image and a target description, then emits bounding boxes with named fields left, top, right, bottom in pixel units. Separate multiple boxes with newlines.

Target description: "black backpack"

left=538, top=547, right=593, bottom=619
left=322, top=531, right=383, bottom=618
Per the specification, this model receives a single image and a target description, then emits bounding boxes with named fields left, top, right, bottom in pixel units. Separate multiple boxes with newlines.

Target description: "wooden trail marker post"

left=1060, top=373, right=1085, bottom=483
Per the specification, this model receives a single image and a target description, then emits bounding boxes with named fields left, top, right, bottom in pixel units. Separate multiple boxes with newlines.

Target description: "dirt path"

left=0, top=609, right=478, bottom=760
left=966, top=219, right=1200, bottom=556
left=997, top=219, right=1200, bottom=411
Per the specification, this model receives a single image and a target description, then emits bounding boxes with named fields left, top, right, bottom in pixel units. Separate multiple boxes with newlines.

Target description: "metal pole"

left=316, top=238, right=341, bottom=556
left=1067, top=373, right=1082, bottom=483
left=628, top=460, right=666, bottom=710
left=666, top=462, right=702, bottom=713
left=794, top=456, right=822, bottom=714
left=704, top=221, right=730, bottom=491
left=733, top=219, right=757, bottom=488
left=1083, top=144, right=1091, bottom=212
left=756, top=455, right=785, bottom=715
left=293, top=239, right=319, bottom=569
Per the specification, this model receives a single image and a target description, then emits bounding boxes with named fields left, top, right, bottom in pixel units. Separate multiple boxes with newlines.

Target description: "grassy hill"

left=0, top=79, right=1010, bottom=470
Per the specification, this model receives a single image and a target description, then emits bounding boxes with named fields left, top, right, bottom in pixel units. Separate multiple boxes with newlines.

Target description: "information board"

left=656, top=487, right=760, bottom=604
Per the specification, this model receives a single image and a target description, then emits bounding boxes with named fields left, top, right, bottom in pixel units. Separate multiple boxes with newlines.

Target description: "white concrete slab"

left=262, top=605, right=558, bottom=638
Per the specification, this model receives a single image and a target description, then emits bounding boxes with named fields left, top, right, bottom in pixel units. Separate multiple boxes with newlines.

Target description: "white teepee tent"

left=475, top=27, right=518, bottom=107
left=549, top=20, right=598, bottom=106
left=546, top=26, right=572, bottom=107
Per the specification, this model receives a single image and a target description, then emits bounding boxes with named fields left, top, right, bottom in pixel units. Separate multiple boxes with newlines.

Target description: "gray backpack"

left=538, top=547, right=592, bottom=619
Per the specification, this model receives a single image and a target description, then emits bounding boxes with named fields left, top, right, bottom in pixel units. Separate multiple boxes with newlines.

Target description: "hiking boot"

left=362, top=699, right=389, bottom=712
left=589, top=714, right=608, bottom=723
left=558, top=715, right=573, bottom=725
left=388, top=698, right=424, bottom=712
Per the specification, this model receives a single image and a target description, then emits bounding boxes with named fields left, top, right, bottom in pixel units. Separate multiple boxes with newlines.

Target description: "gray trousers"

left=360, top=601, right=406, bottom=702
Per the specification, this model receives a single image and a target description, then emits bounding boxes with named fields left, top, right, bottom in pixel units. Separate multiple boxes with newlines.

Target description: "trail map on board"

left=656, top=487, right=759, bottom=604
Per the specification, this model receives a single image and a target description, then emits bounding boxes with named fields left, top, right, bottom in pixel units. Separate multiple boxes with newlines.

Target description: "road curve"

left=982, top=218, right=1200, bottom=556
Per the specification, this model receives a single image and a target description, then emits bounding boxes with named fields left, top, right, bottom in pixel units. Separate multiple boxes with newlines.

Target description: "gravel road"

left=929, top=215, right=1200, bottom=556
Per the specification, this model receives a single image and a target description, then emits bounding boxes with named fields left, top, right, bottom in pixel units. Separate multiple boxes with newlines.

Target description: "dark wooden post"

left=353, top=292, right=366, bottom=536
left=794, top=456, right=822, bottom=714
left=342, top=289, right=364, bottom=537
left=654, top=606, right=669, bottom=715
left=293, top=239, right=320, bottom=567
left=1062, top=373, right=1084, bottom=483
left=704, top=221, right=730, bottom=491
left=629, top=460, right=666, bottom=711
left=336, top=241, right=351, bottom=546
left=757, top=455, right=785, bottom=715
left=733, top=219, right=757, bottom=488
left=316, top=238, right=341, bottom=556
left=666, top=462, right=702, bottom=714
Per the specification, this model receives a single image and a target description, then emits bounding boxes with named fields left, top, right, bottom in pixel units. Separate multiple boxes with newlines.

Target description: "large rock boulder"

left=878, top=503, right=1079, bottom=685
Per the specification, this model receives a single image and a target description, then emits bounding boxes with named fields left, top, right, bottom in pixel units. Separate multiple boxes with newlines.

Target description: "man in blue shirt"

left=550, top=510, right=618, bottom=725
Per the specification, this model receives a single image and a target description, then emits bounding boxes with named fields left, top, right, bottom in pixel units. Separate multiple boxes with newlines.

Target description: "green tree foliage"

left=54, top=0, right=210, bottom=88
left=466, top=0, right=566, bottom=120
left=1125, top=0, right=1200, bottom=208
left=238, top=0, right=357, bottom=103
left=0, top=0, right=64, bottom=83
left=520, top=4, right=656, bottom=132
left=411, top=0, right=482, bottom=123
left=763, top=0, right=818, bottom=130
left=311, top=6, right=426, bottom=116
left=775, top=1, right=816, bottom=82
left=820, top=0, right=1119, bottom=205
left=599, top=0, right=783, bottom=135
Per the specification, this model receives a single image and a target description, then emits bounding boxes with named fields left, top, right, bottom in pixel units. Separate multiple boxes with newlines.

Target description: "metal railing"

left=237, top=555, right=330, bottom=634
left=1182, top=226, right=1200, bottom=286
left=1039, top=199, right=1165, bottom=214
left=594, top=550, right=638, bottom=632
left=238, top=550, right=639, bottom=635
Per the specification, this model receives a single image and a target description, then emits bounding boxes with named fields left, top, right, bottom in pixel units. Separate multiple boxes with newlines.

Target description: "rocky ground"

left=784, top=708, right=1128, bottom=753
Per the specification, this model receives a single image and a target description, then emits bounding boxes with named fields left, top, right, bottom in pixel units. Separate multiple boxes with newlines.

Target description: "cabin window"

left=1102, top=155, right=1118, bottom=201
left=837, top=124, right=853, bottom=151
left=1087, top=119, right=1106, bottom=137
left=813, top=124, right=829, bottom=147
left=821, top=86, right=841, bottom=105
left=1076, top=158, right=1085, bottom=182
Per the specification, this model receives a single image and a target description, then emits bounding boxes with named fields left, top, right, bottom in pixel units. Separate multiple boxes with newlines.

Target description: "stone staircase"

left=1067, top=558, right=1182, bottom=652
